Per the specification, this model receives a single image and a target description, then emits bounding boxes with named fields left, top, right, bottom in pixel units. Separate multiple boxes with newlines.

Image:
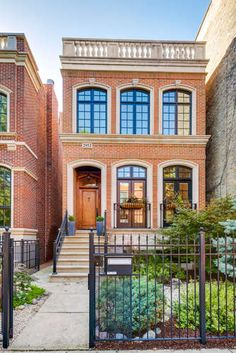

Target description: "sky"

left=1, top=0, right=210, bottom=110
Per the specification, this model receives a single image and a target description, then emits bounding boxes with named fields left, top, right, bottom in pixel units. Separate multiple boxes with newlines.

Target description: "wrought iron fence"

left=88, top=229, right=236, bottom=347
left=0, top=231, right=14, bottom=348
left=0, top=236, right=40, bottom=274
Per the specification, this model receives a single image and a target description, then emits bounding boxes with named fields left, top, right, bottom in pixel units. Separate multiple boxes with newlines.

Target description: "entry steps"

left=50, top=231, right=104, bottom=282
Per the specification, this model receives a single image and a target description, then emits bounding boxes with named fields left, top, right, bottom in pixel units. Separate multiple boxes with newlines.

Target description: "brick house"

left=0, top=34, right=61, bottom=262
left=60, top=38, right=209, bottom=233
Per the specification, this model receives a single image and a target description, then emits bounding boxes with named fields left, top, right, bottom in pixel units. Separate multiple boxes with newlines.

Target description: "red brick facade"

left=0, top=34, right=61, bottom=262
left=60, top=39, right=209, bottom=231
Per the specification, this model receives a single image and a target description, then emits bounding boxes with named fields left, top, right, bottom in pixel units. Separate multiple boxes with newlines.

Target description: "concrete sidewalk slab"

left=10, top=266, right=89, bottom=350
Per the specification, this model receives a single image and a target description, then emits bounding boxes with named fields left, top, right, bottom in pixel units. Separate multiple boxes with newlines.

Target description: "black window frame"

left=162, top=89, right=192, bottom=136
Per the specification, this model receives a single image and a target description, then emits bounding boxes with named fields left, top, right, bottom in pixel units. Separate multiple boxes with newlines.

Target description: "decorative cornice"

left=59, top=133, right=210, bottom=145
left=13, top=167, right=38, bottom=181
left=0, top=140, right=38, bottom=159
left=0, top=51, right=42, bottom=91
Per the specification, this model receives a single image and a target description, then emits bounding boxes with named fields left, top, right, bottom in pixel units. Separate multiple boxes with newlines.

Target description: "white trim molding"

left=0, top=84, right=12, bottom=132
left=116, top=82, right=154, bottom=135
left=72, top=82, right=112, bottom=134
left=111, top=160, right=153, bottom=228
left=157, top=159, right=199, bottom=227
left=159, top=83, right=197, bottom=135
left=67, top=159, right=107, bottom=218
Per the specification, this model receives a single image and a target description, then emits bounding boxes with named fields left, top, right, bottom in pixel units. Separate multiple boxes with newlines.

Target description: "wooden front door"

left=76, top=171, right=101, bottom=229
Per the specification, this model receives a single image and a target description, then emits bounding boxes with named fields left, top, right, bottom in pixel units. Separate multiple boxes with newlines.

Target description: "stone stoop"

left=50, top=231, right=104, bottom=282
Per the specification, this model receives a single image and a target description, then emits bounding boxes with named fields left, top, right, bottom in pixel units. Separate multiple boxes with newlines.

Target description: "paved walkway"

left=11, top=266, right=89, bottom=350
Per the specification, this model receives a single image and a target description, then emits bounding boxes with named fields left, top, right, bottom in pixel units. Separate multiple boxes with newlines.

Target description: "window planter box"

left=120, top=202, right=145, bottom=209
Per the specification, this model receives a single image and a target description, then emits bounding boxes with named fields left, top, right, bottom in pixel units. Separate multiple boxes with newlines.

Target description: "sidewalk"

left=5, top=349, right=236, bottom=352
left=10, top=266, right=89, bottom=350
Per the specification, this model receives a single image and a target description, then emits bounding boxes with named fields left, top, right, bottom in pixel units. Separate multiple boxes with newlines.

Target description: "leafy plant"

left=68, top=215, right=75, bottom=222
left=133, top=255, right=185, bottom=282
left=164, top=197, right=236, bottom=242
left=96, top=216, right=104, bottom=222
left=13, top=270, right=45, bottom=308
left=97, top=277, right=164, bottom=337
left=174, top=281, right=236, bottom=334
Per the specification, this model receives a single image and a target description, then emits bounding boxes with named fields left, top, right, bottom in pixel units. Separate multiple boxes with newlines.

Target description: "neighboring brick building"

left=197, top=0, right=236, bottom=198
left=0, top=34, right=61, bottom=261
left=60, top=38, right=209, bottom=232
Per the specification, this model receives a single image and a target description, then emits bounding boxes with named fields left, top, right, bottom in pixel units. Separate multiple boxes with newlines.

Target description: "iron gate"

left=0, top=230, right=14, bottom=348
left=89, top=229, right=236, bottom=347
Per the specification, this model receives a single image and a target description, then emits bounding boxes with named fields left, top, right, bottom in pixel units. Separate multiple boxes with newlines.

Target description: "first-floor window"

left=163, top=165, right=192, bottom=226
left=0, top=167, right=11, bottom=227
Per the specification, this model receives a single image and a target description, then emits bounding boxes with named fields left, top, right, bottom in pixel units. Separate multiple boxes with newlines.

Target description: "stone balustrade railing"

left=0, top=35, right=17, bottom=50
left=63, top=39, right=206, bottom=60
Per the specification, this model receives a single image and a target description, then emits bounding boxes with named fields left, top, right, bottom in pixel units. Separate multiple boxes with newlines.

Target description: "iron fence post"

left=199, top=227, right=206, bottom=344
left=89, top=229, right=96, bottom=348
left=20, top=238, right=24, bottom=264
left=36, top=240, right=40, bottom=271
left=9, top=238, right=14, bottom=338
left=2, top=231, right=11, bottom=348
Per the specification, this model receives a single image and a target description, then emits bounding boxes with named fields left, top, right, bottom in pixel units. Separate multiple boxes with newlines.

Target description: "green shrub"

left=174, top=281, right=236, bottom=334
left=97, top=277, right=164, bottom=337
left=164, top=197, right=236, bottom=241
left=133, top=255, right=185, bottom=282
left=13, top=270, right=45, bottom=308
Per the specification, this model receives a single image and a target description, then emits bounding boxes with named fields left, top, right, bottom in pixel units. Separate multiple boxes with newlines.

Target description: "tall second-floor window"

left=77, top=88, right=107, bottom=134
left=120, top=89, right=150, bottom=135
left=162, top=90, right=191, bottom=135
left=0, top=92, right=7, bottom=132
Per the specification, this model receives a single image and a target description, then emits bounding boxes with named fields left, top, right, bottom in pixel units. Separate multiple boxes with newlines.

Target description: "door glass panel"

left=119, top=182, right=129, bottom=203
left=133, top=182, right=144, bottom=200
left=133, top=209, right=143, bottom=224
left=164, top=182, right=175, bottom=225
left=179, top=183, right=190, bottom=206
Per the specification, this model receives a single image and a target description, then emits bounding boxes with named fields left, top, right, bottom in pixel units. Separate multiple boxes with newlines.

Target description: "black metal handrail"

left=53, top=210, right=68, bottom=274
left=113, top=202, right=151, bottom=229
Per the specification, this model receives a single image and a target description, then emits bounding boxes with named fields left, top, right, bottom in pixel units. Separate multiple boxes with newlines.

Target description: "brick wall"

left=0, top=35, right=61, bottom=262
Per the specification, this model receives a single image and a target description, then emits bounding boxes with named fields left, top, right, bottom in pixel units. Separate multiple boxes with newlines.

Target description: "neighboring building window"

left=0, top=167, right=11, bottom=227
left=0, top=92, right=8, bottom=132
left=163, top=165, right=192, bottom=226
left=77, top=88, right=107, bottom=134
left=120, top=89, right=150, bottom=135
left=162, top=90, right=191, bottom=135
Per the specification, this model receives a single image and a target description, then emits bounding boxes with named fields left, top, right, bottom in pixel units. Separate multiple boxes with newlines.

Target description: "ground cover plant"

left=14, top=270, right=45, bottom=308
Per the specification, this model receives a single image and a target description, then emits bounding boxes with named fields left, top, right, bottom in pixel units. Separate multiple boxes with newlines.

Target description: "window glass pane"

left=0, top=93, right=7, bottom=132
left=119, top=182, right=129, bottom=203
left=132, top=167, right=146, bottom=178
left=0, top=167, right=11, bottom=227
left=120, top=89, right=150, bottom=135
left=164, top=167, right=176, bottom=178
left=178, top=167, right=192, bottom=179
left=163, top=91, right=176, bottom=103
left=77, top=89, right=107, bottom=134
left=133, top=182, right=144, bottom=199
left=118, top=167, right=131, bottom=178
left=178, top=91, right=190, bottom=103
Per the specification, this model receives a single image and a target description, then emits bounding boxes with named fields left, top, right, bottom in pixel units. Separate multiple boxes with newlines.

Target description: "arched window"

left=0, top=92, right=8, bottom=132
left=0, top=167, right=11, bottom=227
left=163, top=165, right=192, bottom=226
left=162, top=90, right=191, bottom=135
left=77, top=88, right=107, bottom=134
left=120, top=89, right=150, bottom=135
left=116, top=166, right=147, bottom=228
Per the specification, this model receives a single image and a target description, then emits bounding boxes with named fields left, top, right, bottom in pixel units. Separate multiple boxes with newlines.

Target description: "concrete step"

left=62, top=245, right=89, bottom=251
left=57, top=265, right=89, bottom=273
left=58, top=258, right=89, bottom=265
left=59, top=251, right=89, bottom=258
left=49, top=272, right=88, bottom=282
